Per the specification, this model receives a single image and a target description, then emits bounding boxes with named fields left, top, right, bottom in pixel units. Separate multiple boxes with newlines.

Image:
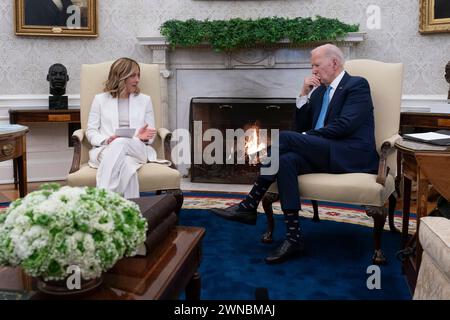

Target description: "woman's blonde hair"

left=103, top=57, right=140, bottom=98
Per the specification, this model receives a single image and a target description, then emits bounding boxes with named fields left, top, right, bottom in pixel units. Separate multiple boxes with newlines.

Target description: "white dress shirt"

left=52, top=0, right=64, bottom=11
left=118, top=98, right=130, bottom=127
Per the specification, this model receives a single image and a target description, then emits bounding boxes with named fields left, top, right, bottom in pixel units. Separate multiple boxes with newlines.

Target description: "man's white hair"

left=311, top=44, right=345, bottom=68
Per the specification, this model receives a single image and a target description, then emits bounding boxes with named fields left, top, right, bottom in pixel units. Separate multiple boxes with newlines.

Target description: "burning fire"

left=245, top=126, right=266, bottom=165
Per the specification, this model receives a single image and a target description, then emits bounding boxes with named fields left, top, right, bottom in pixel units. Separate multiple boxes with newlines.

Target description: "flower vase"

left=0, top=185, right=147, bottom=295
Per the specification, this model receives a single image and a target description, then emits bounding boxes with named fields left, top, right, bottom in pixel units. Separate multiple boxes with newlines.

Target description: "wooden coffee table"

left=0, top=226, right=205, bottom=300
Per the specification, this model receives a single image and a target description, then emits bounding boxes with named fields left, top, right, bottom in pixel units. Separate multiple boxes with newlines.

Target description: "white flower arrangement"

left=0, top=184, right=147, bottom=281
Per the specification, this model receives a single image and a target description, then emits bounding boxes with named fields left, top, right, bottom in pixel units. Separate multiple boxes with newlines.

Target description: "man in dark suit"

left=211, top=44, right=379, bottom=264
left=24, top=0, right=74, bottom=26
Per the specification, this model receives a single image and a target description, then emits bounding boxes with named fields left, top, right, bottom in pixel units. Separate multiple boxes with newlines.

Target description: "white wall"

left=1, top=0, right=449, bottom=96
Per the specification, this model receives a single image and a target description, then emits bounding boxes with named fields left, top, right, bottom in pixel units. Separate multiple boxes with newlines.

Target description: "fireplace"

left=137, top=34, right=364, bottom=178
left=190, top=97, right=296, bottom=184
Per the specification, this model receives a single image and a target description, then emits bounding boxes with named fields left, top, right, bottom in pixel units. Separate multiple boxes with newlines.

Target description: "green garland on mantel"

left=159, top=16, right=359, bottom=51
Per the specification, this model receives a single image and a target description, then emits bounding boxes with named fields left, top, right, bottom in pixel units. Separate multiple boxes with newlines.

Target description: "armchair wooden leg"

left=365, top=206, right=387, bottom=265
left=165, top=189, right=184, bottom=214
left=388, top=193, right=400, bottom=233
left=261, top=192, right=279, bottom=244
left=311, top=200, right=320, bottom=222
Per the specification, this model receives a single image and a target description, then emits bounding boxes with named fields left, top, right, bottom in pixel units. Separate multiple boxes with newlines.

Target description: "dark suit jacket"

left=25, top=0, right=73, bottom=26
left=295, top=72, right=379, bottom=174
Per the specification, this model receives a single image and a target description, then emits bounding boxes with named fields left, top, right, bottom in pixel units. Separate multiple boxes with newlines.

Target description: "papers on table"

left=405, top=132, right=450, bottom=141
left=115, top=127, right=136, bottom=138
left=403, top=130, right=450, bottom=146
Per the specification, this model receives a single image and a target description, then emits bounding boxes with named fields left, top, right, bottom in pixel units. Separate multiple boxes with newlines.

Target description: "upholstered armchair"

left=413, top=153, right=450, bottom=299
left=261, top=59, right=404, bottom=264
left=413, top=216, right=450, bottom=299
left=67, top=61, right=183, bottom=212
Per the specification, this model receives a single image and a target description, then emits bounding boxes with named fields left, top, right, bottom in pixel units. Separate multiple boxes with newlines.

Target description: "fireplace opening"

left=189, top=97, right=296, bottom=184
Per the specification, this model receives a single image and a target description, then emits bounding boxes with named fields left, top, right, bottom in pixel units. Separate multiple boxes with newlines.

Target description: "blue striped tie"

left=314, top=86, right=332, bottom=130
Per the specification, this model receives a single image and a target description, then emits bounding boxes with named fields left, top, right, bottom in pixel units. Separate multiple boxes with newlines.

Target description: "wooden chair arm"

left=376, top=134, right=401, bottom=185
left=69, top=129, right=85, bottom=174
left=157, top=128, right=176, bottom=169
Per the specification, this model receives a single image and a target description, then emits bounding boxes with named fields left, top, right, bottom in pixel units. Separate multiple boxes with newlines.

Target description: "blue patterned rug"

left=177, top=194, right=412, bottom=300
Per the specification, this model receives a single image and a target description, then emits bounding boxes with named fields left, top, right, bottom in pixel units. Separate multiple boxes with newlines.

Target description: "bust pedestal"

left=49, top=95, right=68, bottom=110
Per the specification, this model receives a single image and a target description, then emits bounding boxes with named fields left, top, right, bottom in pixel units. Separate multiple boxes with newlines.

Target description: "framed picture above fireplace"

left=14, top=0, right=98, bottom=37
left=420, top=0, right=450, bottom=33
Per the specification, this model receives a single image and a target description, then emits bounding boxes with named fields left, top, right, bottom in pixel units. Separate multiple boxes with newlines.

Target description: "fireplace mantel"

left=137, top=32, right=366, bottom=51
left=137, top=33, right=365, bottom=175
left=138, top=33, right=365, bottom=78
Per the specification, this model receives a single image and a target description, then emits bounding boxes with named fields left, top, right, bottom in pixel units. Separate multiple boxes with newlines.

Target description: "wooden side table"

left=9, top=108, right=81, bottom=147
left=395, top=138, right=450, bottom=291
left=8, top=108, right=80, bottom=124
left=8, top=109, right=81, bottom=189
left=397, top=111, right=450, bottom=191
left=400, top=112, right=450, bottom=132
left=0, top=125, right=29, bottom=197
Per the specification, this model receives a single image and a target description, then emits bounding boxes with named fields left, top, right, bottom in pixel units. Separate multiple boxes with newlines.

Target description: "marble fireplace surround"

left=137, top=33, right=365, bottom=175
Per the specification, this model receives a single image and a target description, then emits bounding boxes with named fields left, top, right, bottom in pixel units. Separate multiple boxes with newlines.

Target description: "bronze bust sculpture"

left=47, top=63, right=69, bottom=109
left=47, top=63, right=69, bottom=96
left=446, top=61, right=450, bottom=101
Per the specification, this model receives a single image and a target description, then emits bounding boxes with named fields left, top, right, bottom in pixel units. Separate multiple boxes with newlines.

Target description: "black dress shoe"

left=265, top=240, right=304, bottom=264
left=210, top=204, right=257, bottom=225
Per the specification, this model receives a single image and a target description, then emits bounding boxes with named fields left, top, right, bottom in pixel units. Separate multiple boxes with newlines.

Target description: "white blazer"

left=86, top=92, right=157, bottom=167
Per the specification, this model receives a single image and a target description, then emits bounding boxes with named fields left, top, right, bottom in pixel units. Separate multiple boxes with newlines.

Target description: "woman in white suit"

left=86, top=57, right=156, bottom=198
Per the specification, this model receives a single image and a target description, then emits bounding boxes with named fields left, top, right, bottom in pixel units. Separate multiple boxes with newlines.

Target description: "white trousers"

left=95, top=138, right=147, bottom=199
